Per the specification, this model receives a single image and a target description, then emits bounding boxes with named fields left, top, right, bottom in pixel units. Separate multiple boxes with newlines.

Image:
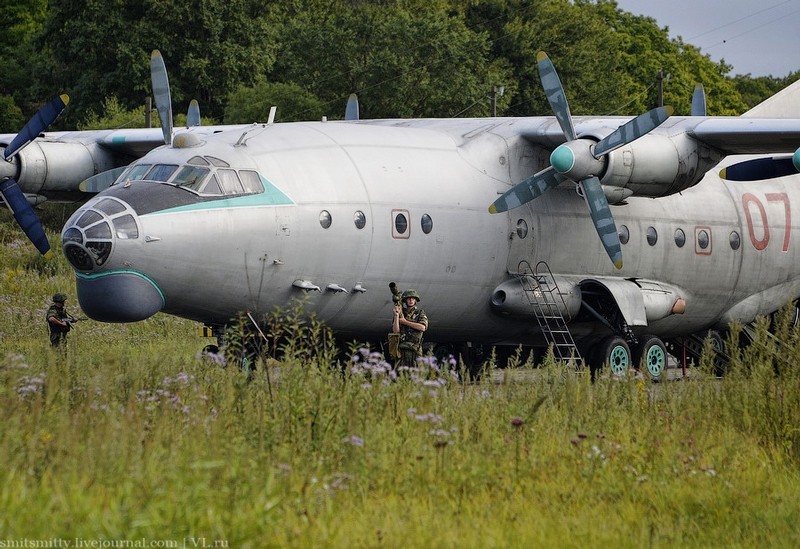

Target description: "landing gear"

left=595, top=335, right=632, bottom=377
left=634, top=335, right=667, bottom=382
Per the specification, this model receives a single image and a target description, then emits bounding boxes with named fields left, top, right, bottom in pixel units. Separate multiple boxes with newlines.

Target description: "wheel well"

left=577, top=280, right=630, bottom=339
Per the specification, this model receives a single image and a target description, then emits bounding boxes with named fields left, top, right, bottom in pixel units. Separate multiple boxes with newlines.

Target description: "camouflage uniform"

left=46, top=293, right=72, bottom=347
left=395, top=290, right=429, bottom=368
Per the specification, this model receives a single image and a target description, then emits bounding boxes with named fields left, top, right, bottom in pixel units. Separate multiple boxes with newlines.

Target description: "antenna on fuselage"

left=267, top=106, right=277, bottom=125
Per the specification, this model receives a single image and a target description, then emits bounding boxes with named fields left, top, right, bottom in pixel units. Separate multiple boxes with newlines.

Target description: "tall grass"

left=2, top=213, right=800, bottom=548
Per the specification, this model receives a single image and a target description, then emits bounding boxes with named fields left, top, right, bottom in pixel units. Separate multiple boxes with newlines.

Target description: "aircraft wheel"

left=433, top=344, right=455, bottom=369
left=703, top=330, right=728, bottom=376
left=457, top=344, right=485, bottom=382
left=596, top=336, right=632, bottom=377
left=635, top=335, right=667, bottom=382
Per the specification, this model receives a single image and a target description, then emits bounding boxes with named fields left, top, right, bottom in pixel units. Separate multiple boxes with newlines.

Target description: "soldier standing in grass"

left=46, top=293, right=75, bottom=348
left=392, top=289, right=428, bottom=369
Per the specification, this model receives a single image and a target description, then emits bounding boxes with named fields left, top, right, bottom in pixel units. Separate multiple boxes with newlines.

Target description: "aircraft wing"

left=95, top=128, right=170, bottom=157
left=687, top=118, right=800, bottom=154
left=95, top=124, right=251, bottom=156
left=509, top=116, right=800, bottom=156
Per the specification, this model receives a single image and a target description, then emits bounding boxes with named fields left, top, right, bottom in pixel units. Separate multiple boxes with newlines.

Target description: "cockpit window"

left=188, top=156, right=209, bottom=166
left=206, top=156, right=230, bottom=167
left=202, top=174, right=223, bottom=195
left=119, top=164, right=152, bottom=183
left=173, top=165, right=210, bottom=191
left=114, top=157, right=266, bottom=197
left=240, top=171, right=263, bottom=193
left=218, top=169, right=245, bottom=195
left=146, top=164, right=179, bottom=181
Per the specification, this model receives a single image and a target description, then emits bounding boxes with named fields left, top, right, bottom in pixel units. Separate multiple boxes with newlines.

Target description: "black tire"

left=596, top=336, right=632, bottom=377
left=458, top=344, right=485, bottom=382
left=704, top=329, right=728, bottom=376
left=634, top=335, right=668, bottom=382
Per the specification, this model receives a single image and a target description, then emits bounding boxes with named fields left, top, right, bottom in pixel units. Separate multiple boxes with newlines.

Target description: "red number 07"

left=742, top=192, right=791, bottom=252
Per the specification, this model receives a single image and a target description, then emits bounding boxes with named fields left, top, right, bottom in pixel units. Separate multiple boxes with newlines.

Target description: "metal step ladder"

left=515, top=260, right=582, bottom=366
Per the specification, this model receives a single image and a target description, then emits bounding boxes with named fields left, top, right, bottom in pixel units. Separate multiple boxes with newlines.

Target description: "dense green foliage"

left=2, top=213, right=800, bottom=547
left=1, top=0, right=798, bottom=132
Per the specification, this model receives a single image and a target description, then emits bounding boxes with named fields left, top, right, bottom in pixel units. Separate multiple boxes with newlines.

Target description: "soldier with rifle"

left=46, top=293, right=82, bottom=348
left=389, top=283, right=428, bottom=369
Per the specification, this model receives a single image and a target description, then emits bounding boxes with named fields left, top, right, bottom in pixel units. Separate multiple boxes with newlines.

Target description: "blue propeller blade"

left=150, top=50, right=173, bottom=145
left=187, top=100, right=201, bottom=127
left=489, top=167, right=565, bottom=214
left=537, top=51, right=576, bottom=142
left=3, top=94, right=69, bottom=161
left=0, top=178, right=51, bottom=257
left=691, top=84, right=707, bottom=116
left=579, top=176, right=622, bottom=269
left=594, top=106, right=673, bottom=157
left=345, top=94, right=360, bottom=121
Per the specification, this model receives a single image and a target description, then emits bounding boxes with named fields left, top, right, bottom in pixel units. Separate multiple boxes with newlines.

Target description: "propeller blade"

left=187, top=100, right=201, bottom=127
left=594, top=106, right=673, bottom=157
left=0, top=177, right=51, bottom=257
left=345, top=93, right=360, bottom=121
left=80, top=166, right=127, bottom=193
left=691, top=84, right=707, bottom=116
left=578, top=176, right=622, bottom=269
left=537, top=51, right=576, bottom=141
left=3, top=94, right=69, bottom=161
left=489, top=167, right=565, bottom=214
left=150, top=50, right=173, bottom=145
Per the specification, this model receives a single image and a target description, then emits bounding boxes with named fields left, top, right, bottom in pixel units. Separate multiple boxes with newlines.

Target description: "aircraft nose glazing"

left=61, top=196, right=140, bottom=272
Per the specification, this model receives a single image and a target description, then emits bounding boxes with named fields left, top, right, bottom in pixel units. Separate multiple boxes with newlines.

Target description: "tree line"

left=1, top=0, right=797, bottom=132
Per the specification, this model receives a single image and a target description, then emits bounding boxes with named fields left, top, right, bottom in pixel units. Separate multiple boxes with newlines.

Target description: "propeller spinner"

left=0, top=94, right=70, bottom=257
left=489, top=52, right=673, bottom=269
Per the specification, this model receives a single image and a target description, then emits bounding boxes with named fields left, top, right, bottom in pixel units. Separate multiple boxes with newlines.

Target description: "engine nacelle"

left=1, top=140, right=120, bottom=195
left=490, top=276, right=582, bottom=320
left=598, top=132, right=724, bottom=199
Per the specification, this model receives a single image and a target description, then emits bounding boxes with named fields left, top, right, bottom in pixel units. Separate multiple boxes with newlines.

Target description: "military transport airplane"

left=51, top=51, right=800, bottom=380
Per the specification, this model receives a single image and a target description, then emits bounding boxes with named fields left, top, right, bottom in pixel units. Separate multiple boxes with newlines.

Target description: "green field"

left=2, top=217, right=800, bottom=548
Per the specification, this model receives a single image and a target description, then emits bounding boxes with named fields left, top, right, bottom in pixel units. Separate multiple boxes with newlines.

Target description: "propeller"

left=691, top=84, right=707, bottom=116
left=187, top=99, right=201, bottom=127
left=345, top=93, right=360, bottom=121
left=0, top=93, right=70, bottom=257
left=150, top=49, right=173, bottom=144
left=489, top=52, right=673, bottom=269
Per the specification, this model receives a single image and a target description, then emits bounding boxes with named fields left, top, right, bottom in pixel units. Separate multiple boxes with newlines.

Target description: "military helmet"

left=52, top=293, right=67, bottom=303
left=401, top=289, right=421, bottom=302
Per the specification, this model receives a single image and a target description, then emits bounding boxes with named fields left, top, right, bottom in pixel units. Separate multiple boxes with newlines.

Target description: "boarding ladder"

left=515, top=260, right=582, bottom=367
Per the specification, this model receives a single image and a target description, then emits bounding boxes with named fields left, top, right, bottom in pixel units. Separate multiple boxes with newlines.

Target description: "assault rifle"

left=65, top=315, right=87, bottom=329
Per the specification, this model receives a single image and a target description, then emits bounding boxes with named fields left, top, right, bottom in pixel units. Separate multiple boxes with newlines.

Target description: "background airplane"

left=15, top=50, right=800, bottom=379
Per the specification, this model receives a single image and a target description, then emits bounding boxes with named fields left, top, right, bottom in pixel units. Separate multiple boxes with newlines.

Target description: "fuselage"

left=61, top=118, right=800, bottom=347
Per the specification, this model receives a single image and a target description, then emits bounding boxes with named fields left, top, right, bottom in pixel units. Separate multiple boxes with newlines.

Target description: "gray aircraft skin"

left=6, top=51, right=799, bottom=375
left=59, top=105, right=800, bottom=370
